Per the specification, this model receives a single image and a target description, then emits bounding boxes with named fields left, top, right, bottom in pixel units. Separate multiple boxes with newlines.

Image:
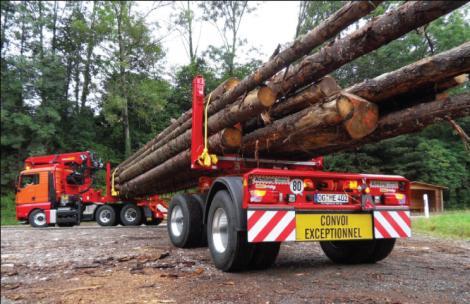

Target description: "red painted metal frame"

left=242, top=168, right=410, bottom=211
left=191, top=75, right=206, bottom=169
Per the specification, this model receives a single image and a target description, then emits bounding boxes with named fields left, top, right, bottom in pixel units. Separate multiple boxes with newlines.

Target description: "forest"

left=1, top=1, right=469, bottom=209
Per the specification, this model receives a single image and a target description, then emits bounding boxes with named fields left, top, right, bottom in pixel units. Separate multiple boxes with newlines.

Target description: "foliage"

left=412, top=211, right=470, bottom=239
left=1, top=192, right=18, bottom=225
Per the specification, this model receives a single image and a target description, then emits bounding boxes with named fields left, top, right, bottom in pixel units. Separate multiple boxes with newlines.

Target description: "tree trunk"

left=241, top=93, right=378, bottom=154
left=271, top=92, right=470, bottom=159
left=51, top=1, right=58, bottom=55
left=117, top=3, right=131, bottom=158
left=116, top=87, right=276, bottom=183
left=119, top=0, right=382, bottom=171
left=268, top=1, right=466, bottom=97
left=80, top=1, right=97, bottom=109
left=346, top=42, right=470, bottom=104
left=270, top=76, right=341, bottom=120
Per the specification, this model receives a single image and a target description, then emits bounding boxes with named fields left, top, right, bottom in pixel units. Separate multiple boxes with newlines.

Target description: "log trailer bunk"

left=15, top=151, right=167, bottom=227
left=164, top=76, right=412, bottom=271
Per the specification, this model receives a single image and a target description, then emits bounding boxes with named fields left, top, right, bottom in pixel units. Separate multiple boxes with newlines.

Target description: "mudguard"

left=204, top=176, right=246, bottom=231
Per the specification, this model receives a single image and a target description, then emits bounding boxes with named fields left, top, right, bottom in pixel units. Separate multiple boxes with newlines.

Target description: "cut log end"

left=224, top=78, right=241, bottom=91
left=257, top=86, right=278, bottom=107
left=338, top=93, right=379, bottom=139
left=221, top=127, right=242, bottom=148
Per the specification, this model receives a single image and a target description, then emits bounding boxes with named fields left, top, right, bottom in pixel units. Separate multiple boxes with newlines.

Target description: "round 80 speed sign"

left=290, top=179, right=304, bottom=194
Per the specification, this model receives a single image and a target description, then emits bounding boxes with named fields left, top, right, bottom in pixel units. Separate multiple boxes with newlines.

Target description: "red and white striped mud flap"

left=373, top=210, right=411, bottom=239
left=247, top=209, right=296, bottom=243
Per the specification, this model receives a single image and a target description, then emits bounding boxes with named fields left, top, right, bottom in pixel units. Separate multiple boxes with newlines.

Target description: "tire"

left=207, top=190, right=254, bottom=272
left=167, top=194, right=204, bottom=248
left=366, top=239, right=396, bottom=263
left=146, top=218, right=163, bottom=226
left=57, top=223, right=75, bottom=227
left=191, top=193, right=208, bottom=246
left=95, top=205, right=116, bottom=226
left=120, top=204, right=143, bottom=226
left=249, top=242, right=281, bottom=270
left=320, top=240, right=377, bottom=264
left=29, top=209, right=48, bottom=228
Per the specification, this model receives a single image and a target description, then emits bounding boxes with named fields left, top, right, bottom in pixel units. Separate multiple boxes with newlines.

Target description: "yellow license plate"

left=296, top=213, right=373, bottom=241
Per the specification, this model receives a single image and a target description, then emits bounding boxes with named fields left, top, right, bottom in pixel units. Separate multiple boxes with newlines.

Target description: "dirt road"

left=1, top=224, right=469, bottom=304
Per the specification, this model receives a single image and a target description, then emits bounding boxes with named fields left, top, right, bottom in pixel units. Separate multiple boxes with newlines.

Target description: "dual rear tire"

left=167, top=190, right=281, bottom=272
left=95, top=204, right=143, bottom=226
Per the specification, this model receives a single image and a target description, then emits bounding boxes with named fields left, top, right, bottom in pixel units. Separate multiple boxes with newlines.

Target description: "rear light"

left=303, top=179, right=314, bottom=190
left=249, top=190, right=279, bottom=203
left=383, top=193, right=407, bottom=205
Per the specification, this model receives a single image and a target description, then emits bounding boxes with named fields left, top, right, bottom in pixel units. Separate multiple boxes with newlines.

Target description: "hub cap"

left=33, top=212, right=46, bottom=226
left=212, top=208, right=228, bottom=253
left=99, top=209, right=112, bottom=223
left=170, top=205, right=184, bottom=237
left=124, top=207, right=137, bottom=223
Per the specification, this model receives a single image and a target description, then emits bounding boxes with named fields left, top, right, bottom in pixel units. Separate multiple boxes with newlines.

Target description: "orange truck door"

left=16, top=171, right=50, bottom=205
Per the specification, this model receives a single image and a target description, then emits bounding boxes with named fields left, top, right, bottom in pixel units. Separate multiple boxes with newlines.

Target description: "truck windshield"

left=20, top=174, right=39, bottom=188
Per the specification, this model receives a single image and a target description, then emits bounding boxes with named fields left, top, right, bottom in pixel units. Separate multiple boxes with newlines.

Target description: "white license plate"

left=315, top=193, right=349, bottom=204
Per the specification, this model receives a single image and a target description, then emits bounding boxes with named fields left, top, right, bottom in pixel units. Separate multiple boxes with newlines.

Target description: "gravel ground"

left=1, top=224, right=469, bottom=304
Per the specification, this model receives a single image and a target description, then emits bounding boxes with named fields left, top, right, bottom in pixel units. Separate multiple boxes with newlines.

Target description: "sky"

left=136, top=1, right=300, bottom=72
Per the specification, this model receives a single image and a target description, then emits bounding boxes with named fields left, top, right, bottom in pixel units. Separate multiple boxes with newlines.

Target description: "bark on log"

left=116, top=77, right=240, bottom=172
left=270, top=76, right=341, bottom=119
left=241, top=93, right=378, bottom=153
left=116, top=87, right=276, bottom=184
left=268, top=1, right=466, bottom=97
left=346, top=42, right=470, bottom=103
left=118, top=1, right=383, bottom=175
left=270, top=92, right=470, bottom=159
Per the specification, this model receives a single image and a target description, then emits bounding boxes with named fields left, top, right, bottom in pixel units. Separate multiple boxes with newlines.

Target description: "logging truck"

left=15, top=151, right=167, bottom=227
left=161, top=76, right=411, bottom=271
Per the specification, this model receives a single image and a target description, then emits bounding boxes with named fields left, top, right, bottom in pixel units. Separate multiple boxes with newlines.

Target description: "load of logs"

left=114, top=0, right=469, bottom=197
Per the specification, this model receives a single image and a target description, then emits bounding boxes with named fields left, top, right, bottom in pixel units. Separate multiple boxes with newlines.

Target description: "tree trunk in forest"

left=241, top=93, right=378, bottom=153
left=116, top=77, right=240, bottom=171
left=116, top=86, right=276, bottom=183
left=51, top=1, right=58, bottom=55
left=80, top=1, right=97, bottom=109
left=270, top=92, right=470, bottom=159
left=268, top=1, right=466, bottom=98
left=116, top=3, right=131, bottom=158
left=118, top=0, right=382, bottom=172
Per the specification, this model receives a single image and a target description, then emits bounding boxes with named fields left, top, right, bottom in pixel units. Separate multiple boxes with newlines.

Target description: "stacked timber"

left=115, top=1, right=468, bottom=197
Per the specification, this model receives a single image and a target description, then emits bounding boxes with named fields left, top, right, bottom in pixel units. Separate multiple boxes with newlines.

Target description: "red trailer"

left=163, top=76, right=411, bottom=271
left=15, top=151, right=167, bottom=227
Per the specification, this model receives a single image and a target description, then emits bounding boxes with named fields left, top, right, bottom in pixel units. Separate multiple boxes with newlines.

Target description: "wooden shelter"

left=410, top=181, right=447, bottom=214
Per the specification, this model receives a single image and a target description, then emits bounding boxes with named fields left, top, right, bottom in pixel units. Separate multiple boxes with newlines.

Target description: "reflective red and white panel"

left=247, top=210, right=296, bottom=243
left=373, top=210, right=411, bottom=239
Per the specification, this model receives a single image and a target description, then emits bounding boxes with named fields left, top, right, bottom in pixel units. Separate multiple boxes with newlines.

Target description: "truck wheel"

left=120, top=204, right=142, bottom=226
left=167, top=194, right=203, bottom=248
left=57, top=223, right=75, bottom=227
left=29, top=209, right=48, bottom=228
left=147, top=218, right=163, bottom=226
left=191, top=193, right=208, bottom=246
left=96, top=205, right=116, bottom=226
left=366, top=239, right=396, bottom=263
left=320, top=240, right=376, bottom=264
left=207, top=190, right=253, bottom=272
left=249, top=242, right=281, bottom=270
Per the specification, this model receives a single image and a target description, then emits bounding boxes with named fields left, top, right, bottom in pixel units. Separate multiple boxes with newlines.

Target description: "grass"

left=412, top=210, right=470, bottom=240
left=1, top=192, right=19, bottom=225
